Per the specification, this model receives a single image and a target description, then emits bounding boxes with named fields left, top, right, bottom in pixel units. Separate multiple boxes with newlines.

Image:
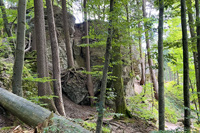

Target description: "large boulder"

left=61, top=68, right=100, bottom=104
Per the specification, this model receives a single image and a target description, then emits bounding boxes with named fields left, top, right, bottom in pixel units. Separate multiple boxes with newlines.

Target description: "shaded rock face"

left=45, top=6, right=75, bottom=70
left=61, top=68, right=100, bottom=105
left=73, top=20, right=108, bottom=68
left=62, top=68, right=88, bottom=104
left=42, top=6, right=141, bottom=105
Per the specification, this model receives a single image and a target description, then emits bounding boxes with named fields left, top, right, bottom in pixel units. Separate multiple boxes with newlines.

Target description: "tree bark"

left=192, top=0, right=200, bottom=115
left=181, top=0, right=190, bottom=131
left=139, top=22, right=145, bottom=85
left=0, top=88, right=90, bottom=132
left=136, top=0, right=145, bottom=85
left=34, top=0, right=57, bottom=112
left=96, top=0, right=113, bottom=132
left=124, top=2, right=134, bottom=74
left=84, top=0, right=94, bottom=105
left=62, top=0, right=74, bottom=68
left=158, top=0, right=165, bottom=130
left=113, top=43, right=130, bottom=117
left=12, top=0, right=27, bottom=97
left=142, top=0, right=158, bottom=100
left=46, top=0, right=66, bottom=116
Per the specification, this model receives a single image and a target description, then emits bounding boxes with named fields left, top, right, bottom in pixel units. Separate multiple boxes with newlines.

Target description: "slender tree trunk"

left=0, top=0, right=12, bottom=37
left=158, top=0, right=165, bottom=130
left=0, top=0, right=15, bottom=55
left=46, top=0, right=66, bottom=116
left=12, top=0, right=27, bottom=97
left=96, top=0, right=113, bottom=132
left=136, top=0, right=145, bottom=85
left=181, top=0, right=190, bottom=131
left=142, top=0, right=158, bottom=100
left=189, top=78, right=199, bottom=120
left=34, top=0, right=57, bottom=112
left=34, top=0, right=46, bottom=97
left=139, top=22, right=145, bottom=85
left=124, top=3, right=134, bottom=73
left=112, top=1, right=131, bottom=118
left=62, top=0, right=74, bottom=68
left=113, top=43, right=130, bottom=117
left=102, top=0, right=106, bottom=21
left=193, top=0, right=200, bottom=114
left=83, top=0, right=94, bottom=106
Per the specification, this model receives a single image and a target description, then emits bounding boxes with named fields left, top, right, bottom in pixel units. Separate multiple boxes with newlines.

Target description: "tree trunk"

left=136, top=0, right=145, bottom=85
left=112, top=43, right=130, bottom=117
left=62, top=0, right=74, bottom=68
left=138, top=22, right=145, bottom=85
left=188, top=0, right=200, bottom=115
left=84, top=0, right=94, bottom=105
left=0, top=0, right=15, bottom=55
left=124, top=3, right=134, bottom=74
left=0, top=88, right=90, bottom=132
left=142, top=0, right=158, bottom=100
left=189, top=78, right=200, bottom=120
left=112, top=1, right=131, bottom=118
left=34, top=0, right=57, bottom=112
left=46, top=0, right=66, bottom=116
left=181, top=0, right=190, bottom=131
left=12, top=0, right=27, bottom=97
left=158, top=0, right=165, bottom=130
left=96, top=0, right=113, bottom=132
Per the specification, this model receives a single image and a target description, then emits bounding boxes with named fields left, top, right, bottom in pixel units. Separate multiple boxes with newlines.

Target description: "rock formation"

left=33, top=6, right=141, bottom=105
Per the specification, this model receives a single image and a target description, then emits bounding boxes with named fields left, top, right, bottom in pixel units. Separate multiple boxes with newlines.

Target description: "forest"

left=0, top=0, right=199, bottom=132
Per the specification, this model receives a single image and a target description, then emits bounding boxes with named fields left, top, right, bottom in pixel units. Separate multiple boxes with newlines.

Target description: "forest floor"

left=0, top=93, right=184, bottom=133
left=0, top=95, right=157, bottom=133
left=165, top=121, right=183, bottom=131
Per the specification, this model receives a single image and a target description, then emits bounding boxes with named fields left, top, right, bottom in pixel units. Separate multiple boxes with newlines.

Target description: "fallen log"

left=0, top=87, right=90, bottom=132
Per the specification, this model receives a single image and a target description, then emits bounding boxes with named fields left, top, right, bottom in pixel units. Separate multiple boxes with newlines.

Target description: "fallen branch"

left=0, top=87, right=90, bottom=132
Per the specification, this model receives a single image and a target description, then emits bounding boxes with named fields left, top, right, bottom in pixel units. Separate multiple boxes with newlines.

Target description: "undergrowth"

left=127, top=81, right=184, bottom=124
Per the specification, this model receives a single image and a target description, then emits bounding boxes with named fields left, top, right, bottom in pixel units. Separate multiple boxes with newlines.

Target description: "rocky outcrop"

left=61, top=68, right=100, bottom=104
left=40, top=6, right=141, bottom=105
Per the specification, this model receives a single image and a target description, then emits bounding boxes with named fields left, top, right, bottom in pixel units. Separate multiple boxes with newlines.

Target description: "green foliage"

left=82, top=121, right=110, bottom=133
left=0, top=40, right=11, bottom=57
left=165, top=81, right=183, bottom=123
left=0, top=126, right=13, bottom=131
left=28, top=95, right=58, bottom=107
left=165, top=81, right=183, bottom=102
left=0, top=60, right=13, bottom=89
left=127, top=82, right=158, bottom=121
left=165, top=99, right=178, bottom=124
left=43, top=117, right=81, bottom=133
left=24, top=75, right=54, bottom=83
left=106, top=87, right=116, bottom=100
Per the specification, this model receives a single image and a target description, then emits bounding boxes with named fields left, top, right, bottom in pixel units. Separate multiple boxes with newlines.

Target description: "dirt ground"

left=0, top=95, right=157, bottom=133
